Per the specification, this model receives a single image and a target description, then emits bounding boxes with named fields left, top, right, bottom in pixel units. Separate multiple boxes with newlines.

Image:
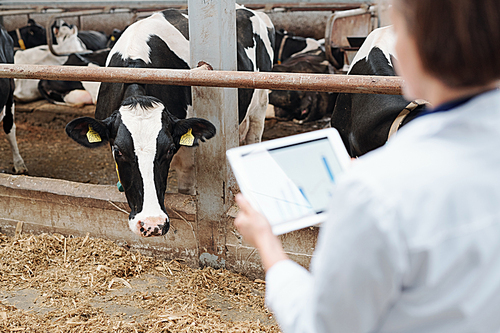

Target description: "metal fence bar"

left=0, top=1, right=370, bottom=9
left=0, top=63, right=404, bottom=95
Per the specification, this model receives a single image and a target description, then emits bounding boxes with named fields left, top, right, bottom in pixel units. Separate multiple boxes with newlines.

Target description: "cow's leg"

left=2, top=104, right=28, bottom=174
left=6, top=125, right=27, bottom=174
left=171, top=146, right=195, bottom=195
left=238, top=117, right=250, bottom=146
left=240, top=89, right=268, bottom=145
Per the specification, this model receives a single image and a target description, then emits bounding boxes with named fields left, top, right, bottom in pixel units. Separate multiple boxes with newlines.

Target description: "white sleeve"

left=265, top=179, right=407, bottom=333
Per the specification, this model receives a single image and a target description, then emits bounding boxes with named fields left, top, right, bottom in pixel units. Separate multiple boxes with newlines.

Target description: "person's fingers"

left=235, top=193, right=253, bottom=213
left=234, top=194, right=256, bottom=232
left=235, top=193, right=246, bottom=205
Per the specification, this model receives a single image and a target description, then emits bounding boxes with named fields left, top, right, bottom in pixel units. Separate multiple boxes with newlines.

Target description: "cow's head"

left=65, top=95, right=216, bottom=237
left=51, top=19, right=79, bottom=45
left=19, top=19, right=47, bottom=49
left=270, top=89, right=337, bottom=123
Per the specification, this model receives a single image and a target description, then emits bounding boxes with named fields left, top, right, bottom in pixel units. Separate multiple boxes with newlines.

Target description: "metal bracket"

left=324, top=5, right=378, bottom=69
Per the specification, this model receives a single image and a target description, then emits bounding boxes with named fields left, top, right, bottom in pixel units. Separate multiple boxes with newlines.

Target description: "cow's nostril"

left=161, top=221, right=170, bottom=235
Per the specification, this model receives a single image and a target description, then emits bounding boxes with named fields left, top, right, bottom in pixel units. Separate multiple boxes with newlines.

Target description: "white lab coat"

left=265, top=89, right=500, bottom=333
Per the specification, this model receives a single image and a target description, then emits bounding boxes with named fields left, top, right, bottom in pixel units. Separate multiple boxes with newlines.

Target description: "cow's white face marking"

left=119, top=101, right=169, bottom=230
left=56, top=25, right=78, bottom=44
left=349, top=25, right=396, bottom=73
left=108, top=12, right=190, bottom=66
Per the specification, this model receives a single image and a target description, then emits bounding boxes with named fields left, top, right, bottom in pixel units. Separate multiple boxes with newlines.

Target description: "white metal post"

left=188, top=0, right=238, bottom=267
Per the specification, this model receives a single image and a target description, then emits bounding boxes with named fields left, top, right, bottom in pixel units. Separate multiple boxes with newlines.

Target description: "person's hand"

left=234, top=193, right=289, bottom=271
left=234, top=193, right=273, bottom=248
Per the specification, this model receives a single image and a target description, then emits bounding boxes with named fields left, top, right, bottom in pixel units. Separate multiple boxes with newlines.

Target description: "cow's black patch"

left=236, top=9, right=256, bottom=50
left=112, top=120, right=144, bottom=220
left=255, top=33, right=272, bottom=73
left=274, top=30, right=307, bottom=64
left=1, top=25, right=15, bottom=135
left=8, top=19, right=46, bottom=49
left=38, top=80, right=85, bottom=103
left=77, top=30, right=108, bottom=51
left=161, top=9, right=189, bottom=40
left=331, top=46, right=425, bottom=157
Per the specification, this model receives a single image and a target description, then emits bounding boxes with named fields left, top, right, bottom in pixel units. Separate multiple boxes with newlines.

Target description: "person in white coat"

left=234, top=0, right=500, bottom=332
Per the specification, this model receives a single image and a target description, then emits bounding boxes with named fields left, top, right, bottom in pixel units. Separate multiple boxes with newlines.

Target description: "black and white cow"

left=0, top=25, right=27, bottom=174
left=66, top=95, right=215, bottom=237
left=8, top=18, right=110, bottom=52
left=65, top=6, right=274, bottom=237
left=13, top=23, right=88, bottom=103
left=274, top=29, right=345, bottom=70
left=38, top=50, right=109, bottom=106
left=8, top=19, right=46, bottom=50
left=269, top=53, right=337, bottom=123
left=105, top=28, right=125, bottom=49
left=330, top=26, right=428, bottom=157
left=51, top=19, right=109, bottom=52
left=274, top=29, right=322, bottom=65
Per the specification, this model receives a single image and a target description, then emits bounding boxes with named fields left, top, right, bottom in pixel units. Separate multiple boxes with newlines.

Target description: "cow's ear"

left=173, top=118, right=216, bottom=147
left=65, top=117, right=110, bottom=148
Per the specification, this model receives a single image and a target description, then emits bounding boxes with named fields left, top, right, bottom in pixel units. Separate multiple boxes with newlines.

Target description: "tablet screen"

left=240, top=137, right=343, bottom=225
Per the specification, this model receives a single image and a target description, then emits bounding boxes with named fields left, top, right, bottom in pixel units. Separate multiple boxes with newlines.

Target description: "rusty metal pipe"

left=0, top=64, right=404, bottom=95
left=0, top=9, right=42, bottom=16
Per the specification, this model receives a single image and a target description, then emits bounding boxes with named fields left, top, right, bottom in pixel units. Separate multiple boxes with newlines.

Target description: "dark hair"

left=394, top=0, right=500, bottom=88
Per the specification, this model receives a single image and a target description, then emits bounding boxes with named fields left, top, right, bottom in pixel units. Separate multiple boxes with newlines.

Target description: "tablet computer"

left=226, top=128, right=351, bottom=235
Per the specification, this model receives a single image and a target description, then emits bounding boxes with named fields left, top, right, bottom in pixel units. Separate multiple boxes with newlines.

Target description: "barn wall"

left=1, top=1, right=371, bottom=39
left=0, top=173, right=316, bottom=279
left=2, top=10, right=331, bottom=39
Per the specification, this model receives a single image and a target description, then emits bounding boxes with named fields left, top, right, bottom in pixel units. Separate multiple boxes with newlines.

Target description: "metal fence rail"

left=0, top=64, right=404, bottom=95
left=0, top=1, right=369, bottom=9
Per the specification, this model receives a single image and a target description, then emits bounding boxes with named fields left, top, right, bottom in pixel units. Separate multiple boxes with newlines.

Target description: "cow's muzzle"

left=136, top=216, right=170, bottom=237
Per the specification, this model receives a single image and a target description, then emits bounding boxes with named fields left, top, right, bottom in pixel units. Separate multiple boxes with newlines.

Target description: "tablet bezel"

left=226, top=128, right=351, bottom=235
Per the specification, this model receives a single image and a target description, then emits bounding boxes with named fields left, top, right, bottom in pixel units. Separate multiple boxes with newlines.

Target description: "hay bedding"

left=0, top=233, right=281, bottom=332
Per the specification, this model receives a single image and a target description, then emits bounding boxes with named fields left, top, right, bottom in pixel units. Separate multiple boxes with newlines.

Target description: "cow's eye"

left=113, top=146, right=123, bottom=159
left=168, top=146, right=175, bottom=155
left=166, top=145, right=176, bottom=157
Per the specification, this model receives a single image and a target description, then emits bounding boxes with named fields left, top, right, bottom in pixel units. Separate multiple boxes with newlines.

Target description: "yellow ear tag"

left=18, top=39, right=26, bottom=50
left=86, top=125, right=102, bottom=143
left=179, top=128, right=195, bottom=146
